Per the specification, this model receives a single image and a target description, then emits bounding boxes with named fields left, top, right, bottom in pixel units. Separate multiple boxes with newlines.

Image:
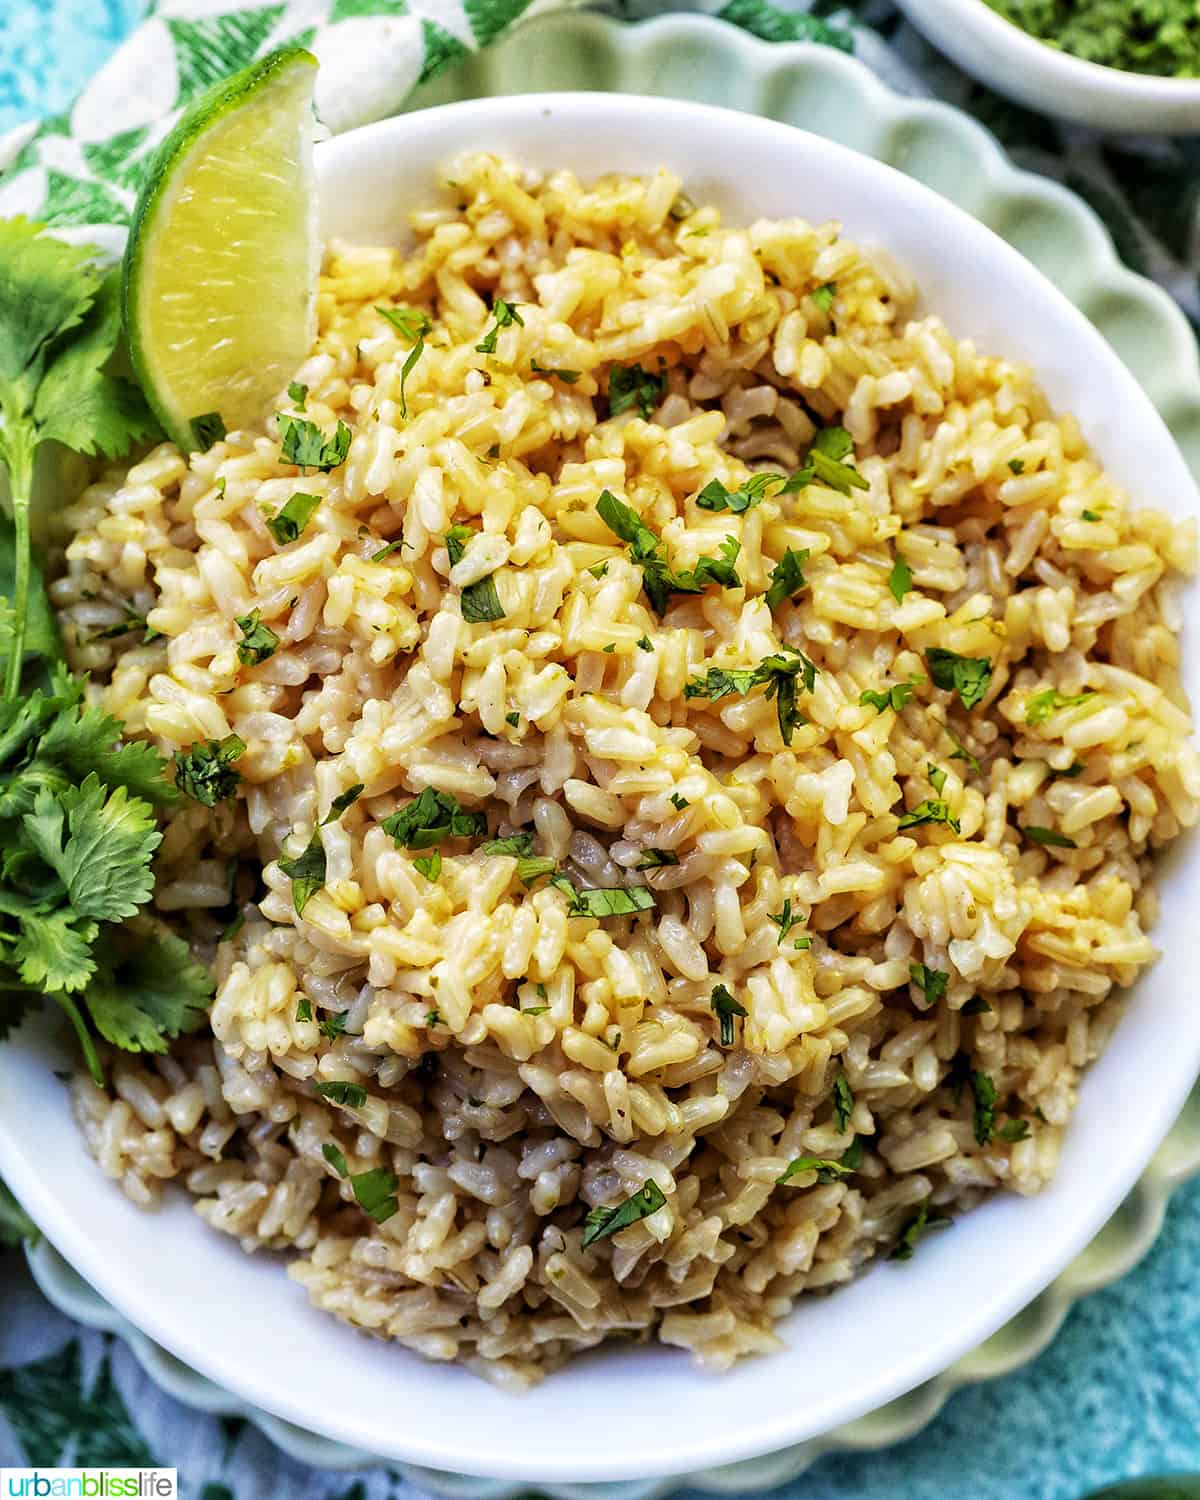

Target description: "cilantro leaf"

left=1025, top=688, right=1095, bottom=726
left=635, top=848, right=679, bottom=870
left=695, top=473, right=785, bottom=514
left=82, top=924, right=211, bottom=1057
left=607, top=363, right=666, bottom=420
left=684, top=648, right=818, bottom=746
left=596, top=490, right=742, bottom=616
left=235, top=609, right=279, bottom=666
left=279, top=830, right=326, bottom=915
left=945, top=721, right=982, bottom=774
left=888, top=553, right=913, bottom=604
left=376, top=304, right=432, bottom=342
left=531, top=359, right=581, bottom=383
left=322, top=1142, right=348, bottom=1176
left=382, top=788, right=487, bottom=850
left=1023, top=825, right=1077, bottom=848
left=860, top=677, right=924, bottom=714
left=566, top=886, right=655, bottom=918
left=266, top=491, right=321, bottom=545
left=925, top=648, right=993, bottom=711
left=927, top=763, right=947, bottom=795
left=476, top=299, right=524, bottom=355
left=6, top=905, right=97, bottom=993
left=971, top=1070, right=998, bottom=1146
left=710, top=982, right=747, bottom=1045
left=961, top=995, right=992, bottom=1016
left=460, top=574, right=505, bottom=623
left=781, top=427, right=868, bottom=496
left=832, top=1072, right=854, bottom=1133
left=997, top=1118, right=1030, bottom=1143
left=768, top=898, right=809, bottom=948
left=398, top=337, right=424, bottom=419
left=581, top=1180, right=667, bottom=1248
left=891, top=1202, right=951, bottom=1261
left=765, top=548, right=809, bottom=611
left=910, top=963, right=949, bottom=1007
left=287, top=381, right=308, bottom=409
left=896, top=798, right=961, bottom=834
left=324, top=784, right=364, bottom=824
left=777, top=1154, right=854, bottom=1186
left=517, top=856, right=558, bottom=887
left=22, top=775, right=160, bottom=922
left=480, top=833, right=535, bottom=858
left=314, top=1080, right=367, bottom=1109
left=351, top=1166, right=399, bottom=1223
left=174, top=733, right=245, bottom=806
left=811, top=281, right=837, bottom=314
left=413, top=850, right=442, bottom=882
left=278, top=415, right=351, bottom=472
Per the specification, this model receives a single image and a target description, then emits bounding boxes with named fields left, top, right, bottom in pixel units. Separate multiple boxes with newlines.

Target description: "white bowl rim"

left=1, top=90, right=1198, bottom=1483
left=914, top=0, right=1200, bottom=98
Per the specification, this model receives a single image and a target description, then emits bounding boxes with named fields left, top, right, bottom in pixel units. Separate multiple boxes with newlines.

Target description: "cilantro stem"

left=2, top=430, right=35, bottom=702
left=49, top=990, right=103, bottom=1086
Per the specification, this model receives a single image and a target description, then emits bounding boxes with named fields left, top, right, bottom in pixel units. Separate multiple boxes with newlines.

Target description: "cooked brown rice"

left=53, top=154, right=1198, bottom=1388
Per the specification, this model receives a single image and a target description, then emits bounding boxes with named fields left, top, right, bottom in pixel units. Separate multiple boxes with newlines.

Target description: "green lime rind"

left=122, top=45, right=318, bottom=452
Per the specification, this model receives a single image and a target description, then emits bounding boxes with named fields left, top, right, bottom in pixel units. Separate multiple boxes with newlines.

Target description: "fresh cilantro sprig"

left=607, top=363, right=666, bottom=420
left=476, top=299, right=523, bottom=355
left=581, top=1180, right=667, bottom=1248
left=0, top=223, right=210, bottom=1085
left=684, top=648, right=818, bottom=746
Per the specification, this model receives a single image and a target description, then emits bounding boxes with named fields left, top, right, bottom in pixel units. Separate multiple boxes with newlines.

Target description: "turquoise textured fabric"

left=1, top=4, right=1199, bottom=1498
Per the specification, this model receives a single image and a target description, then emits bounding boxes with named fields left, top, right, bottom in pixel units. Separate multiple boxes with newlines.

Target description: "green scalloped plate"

left=27, top=12, right=1200, bottom=1495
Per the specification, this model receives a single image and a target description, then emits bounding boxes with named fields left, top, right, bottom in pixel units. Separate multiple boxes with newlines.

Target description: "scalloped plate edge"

left=25, top=12, right=1200, bottom=1497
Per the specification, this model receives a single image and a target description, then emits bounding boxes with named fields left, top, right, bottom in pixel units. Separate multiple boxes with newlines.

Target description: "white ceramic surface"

left=2, top=89, right=1199, bottom=1485
left=894, top=0, right=1200, bottom=133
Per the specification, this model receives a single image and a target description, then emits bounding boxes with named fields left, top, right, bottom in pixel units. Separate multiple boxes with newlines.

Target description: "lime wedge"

left=123, top=46, right=319, bottom=452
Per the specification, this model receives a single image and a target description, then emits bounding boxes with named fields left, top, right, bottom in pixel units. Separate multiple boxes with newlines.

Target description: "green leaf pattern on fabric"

left=166, top=8, right=289, bottom=101
left=0, top=1340, right=157, bottom=1468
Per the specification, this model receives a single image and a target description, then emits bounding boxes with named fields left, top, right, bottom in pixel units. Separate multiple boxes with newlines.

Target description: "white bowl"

left=1, top=92, right=1198, bottom=1483
left=894, top=0, right=1200, bottom=133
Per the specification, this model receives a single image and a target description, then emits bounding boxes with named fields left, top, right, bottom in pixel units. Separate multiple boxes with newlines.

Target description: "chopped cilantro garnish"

left=376, top=304, right=432, bottom=341
left=927, top=763, right=947, bottom=795
left=910, top=963, right=949, bottom=1007
left=588, top=561, right=609, bottom=579
left=279, top=829, right=325, bottom=915
left=319, top=1011, right=348, bottom=1042
left=710, top=983, right=748, bottom=1046
left=636, top=635, right=653, bottom=652
left=287, top=381, right=308, bottom=409
left=413, top=850, right=442, bottom=882
left=1025, top=688, right=1095, bottom=726
left=997, top=1118, right=1030, bottom=1143
left=840, top=1135, right=866, bottom=1171
left=636, top=848, right=679, bottom=870
left=1023, top=825, right=1077, bottom=848
left=891, top=1202, right=951, bottom=1261
left=86, top=601, right=162, bottom=645
left=832, top=1073, right=855, bottom=1133
left=1081, top=509, right=1100, bottom=521
left=945, top=721, right=982, bottom=774
left=371, top=539, right=405, bottom=562
left=888, top=553, right=913, bottom=604
left=897, top=798, right=961, bottom=834
left=811, top=281, right=837, bottom=314
left=324, top=784, right=365, bottom=823
left=426, top=1008, right=444, bottom=1027
left=669, top=793, right=689, bottom=810
left=461, top=573, right=506, bottom=623
left=278, top=414, right=351, bottom=472
left=444, top=524, right=474, bottom=566
left=607, top=362, right=666, bottom=420
left=481, top=833, right=535, bottom=858
left=221, top=911, right=246, bottom=945
left=174, top=733, right=245, bottom=806
left=777, top=1153, right=853, bottom=1186
left=596, top=489, right=740, bottom=616
left=860, top=677, right=924, bottom=714
left=768, top=898, right=808, bottom=947
left=191, top=411, right=225, bottom=450
left=266, top=490, right=321, bottom=545
left=780, top=427, right=868, bottom=497
left=925, top=648, right=993, bottom=711
left=350, top=1165, right=399, bottom=1223
left=314, top=1080, right=366, bottom=1109
left=398, top=337, right=424, bottom=419
left=581, top=1180, right=667, bottom=1248
left=961, top=995, right=992, bottom=1016
left=695, top=472, right=785, bottom=514
left=970, top=1070, right=998, bottom=1146
left=1008, top=458, right=1025, bottom=474
left=382, top=788, right=487, bottom=849
left=475, top=299, right=524, bottom=355
left=517, top=855, right=558, bottom=887
left=296, top=997, right=313, bottom=1023
left=765, top=547, right=810, bottom=611
left=234, top=609, right=279, bottom=666
left=684, top=648, right=818, bottom=747
left=531, top=359, right=581, bottom=383
left=322, top=1142, right=348, bottom=1176
left=566, top=886, right=655, bottom=918
left=505, top=710, right=520, bottom=726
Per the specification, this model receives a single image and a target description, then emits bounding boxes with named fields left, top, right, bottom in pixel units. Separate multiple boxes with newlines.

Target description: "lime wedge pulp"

left=123, top=46, right=319, bottom=452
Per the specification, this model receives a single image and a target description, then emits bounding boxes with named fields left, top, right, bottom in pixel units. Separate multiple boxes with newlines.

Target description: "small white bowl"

left=894, top=0, right=1200, bottom=133
left=0, top=92, right=1198, bottom=1482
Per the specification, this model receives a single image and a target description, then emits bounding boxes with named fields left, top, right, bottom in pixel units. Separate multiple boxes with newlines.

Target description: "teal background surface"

left=1, top=4, right=1199, bottom=1498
